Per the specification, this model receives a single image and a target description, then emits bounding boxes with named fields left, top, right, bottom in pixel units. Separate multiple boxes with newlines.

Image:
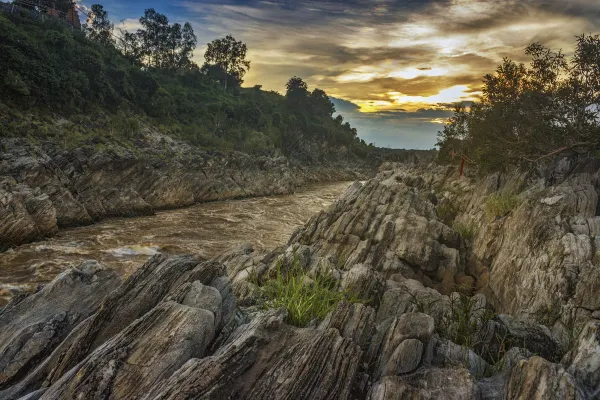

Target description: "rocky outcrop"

left=0, top=261, right=120, bottom=389
left=0, top=135, right=380, bottom=250
left=1, top=155, right=598, bottom=399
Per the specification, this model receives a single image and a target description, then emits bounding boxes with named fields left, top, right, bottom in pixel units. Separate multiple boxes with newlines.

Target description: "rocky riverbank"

left=1, top=157, right=598, bottom=399
left=0, top=131, right=433, bottom=250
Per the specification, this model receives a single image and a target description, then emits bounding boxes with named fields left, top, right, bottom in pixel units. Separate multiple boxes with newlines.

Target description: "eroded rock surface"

left=2, top=155, right=599, bottom=400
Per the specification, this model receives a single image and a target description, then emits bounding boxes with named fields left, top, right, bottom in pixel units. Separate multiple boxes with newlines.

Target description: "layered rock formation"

left=0, top=134, right=375, bottom=250
left=1, top=155, right=599, bottom=399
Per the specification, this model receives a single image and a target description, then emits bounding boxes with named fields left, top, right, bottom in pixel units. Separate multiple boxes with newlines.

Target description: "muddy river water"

left=0, top=181, right=352, bottom=304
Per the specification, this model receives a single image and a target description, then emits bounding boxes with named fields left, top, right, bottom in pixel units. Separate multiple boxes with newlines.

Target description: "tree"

left=203, top=35, right=251, bottom=91
left=285, top=76, right=309, bottom=102
left=310, top=88, right=335, bottom=117
left=436, top=35, right=600, bottom=171
left=85, top=4, right=114, bottom=46
left=118, top=9, right=197, bottom=70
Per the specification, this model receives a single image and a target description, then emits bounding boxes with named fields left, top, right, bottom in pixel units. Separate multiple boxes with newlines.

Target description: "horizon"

left=74, top=0, right=600, bottom=149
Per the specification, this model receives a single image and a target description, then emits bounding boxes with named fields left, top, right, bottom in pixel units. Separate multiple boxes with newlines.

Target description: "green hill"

left=0, top=6, right=372, bottom=159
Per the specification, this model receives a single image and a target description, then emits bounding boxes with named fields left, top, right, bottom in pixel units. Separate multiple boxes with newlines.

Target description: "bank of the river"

left=0, top=181, right=352, bottom=304
left=0, top=130, right=392, bottom=251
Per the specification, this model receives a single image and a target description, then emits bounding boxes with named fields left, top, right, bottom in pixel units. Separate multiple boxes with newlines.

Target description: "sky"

left=77, top=0, right=600, bottom=149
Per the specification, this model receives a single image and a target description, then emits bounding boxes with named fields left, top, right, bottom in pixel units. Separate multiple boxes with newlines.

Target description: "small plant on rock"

left=485, top=193, right=521, bottom=218
left=452, top=221, right=477, bottom=243
left=255, top=259, right=363, bottom=327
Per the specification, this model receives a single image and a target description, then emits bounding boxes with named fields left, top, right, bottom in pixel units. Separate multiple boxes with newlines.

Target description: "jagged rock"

left=0, top=261, right=120, bottom=389
left=0, top=255, right=228, bottom=399
left=384, top=338, right=423, bottom=375
left=497, top=314, right=563, bottom=362
left=319, top=301, right=376, bottom=349
left=562, top=320, right=600, bottom=397
left=377, top=279, right=450, bottom=327
left=341, top=264, right=387, bottom=305
left=369, top=313, right=435, bottom=380
left=40, top=301, right=216, bottom=400
left=506, top=356, right=585, bottom=399
left=432, top=338, right=491, bottom=377
left=0, top=136, right=376, bottom=249
left=144, top=309, right=362, bottom=400
left=368, top=366, right=480, bottom=400
left=289, top=172, right=464, bottom=293
left=0, top=178, right=58, bottom=251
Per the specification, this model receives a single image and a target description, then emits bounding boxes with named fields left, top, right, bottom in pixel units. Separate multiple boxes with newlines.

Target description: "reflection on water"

left=0, top=182, right=351, bottom=304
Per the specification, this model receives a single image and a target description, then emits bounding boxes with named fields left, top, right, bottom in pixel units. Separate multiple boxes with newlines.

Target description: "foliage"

left=452, top=220, right=476, bottom=243
left=119, top=8, right=198, bottom=71
left=485, top=193, right=521, bottom=218
left=255, top=260, right=363, bottom=327
left=0, top=10, right=371, bottom=157
left=202, top=35, right=250, bottom=91
left=84, top=4, right=113, bottom=46
left=437, top=35, right=600, bottom=172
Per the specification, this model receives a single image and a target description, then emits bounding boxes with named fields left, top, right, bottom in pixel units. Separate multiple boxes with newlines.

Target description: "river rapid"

left=0, top=181, right=352, bottom=305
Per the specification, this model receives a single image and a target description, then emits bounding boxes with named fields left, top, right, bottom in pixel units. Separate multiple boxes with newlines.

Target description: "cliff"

left=1, top=157, right=598, bottom=399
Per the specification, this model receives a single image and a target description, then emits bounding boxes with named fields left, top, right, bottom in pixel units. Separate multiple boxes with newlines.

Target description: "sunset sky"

left=79, top=0, right=600, bottom=149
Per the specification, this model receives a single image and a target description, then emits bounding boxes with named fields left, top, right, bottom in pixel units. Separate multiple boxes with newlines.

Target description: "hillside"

left=0, top=6, right=373, bottom=159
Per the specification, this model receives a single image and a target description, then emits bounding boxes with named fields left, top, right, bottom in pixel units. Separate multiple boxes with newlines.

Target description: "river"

left=0, top=181, right=352, bottom=305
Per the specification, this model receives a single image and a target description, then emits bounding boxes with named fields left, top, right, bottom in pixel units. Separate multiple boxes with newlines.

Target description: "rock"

left=0, top=255, right=227, bottom=399
left=368, top=366, right=480, bottom=400
left=497, top=314, right=562, bottom=362
left=432, top=338, right=491, bottom=378
left=144, top=310, right=362, bottom=400
left=506, top=356, right=585, bottom=400
left=40, top=301, right=216, bottom=400
left=384, top=338, right=423, bottom=376
left=562, top=320, right=600, bottom=396
left=289, top=169, right=464, bottom=292
left=341, top=264, right=387, bottom=306
left=0, top=179, right=58, bottom=251
left=182, top=281, right=223, bottom=329
left=0, top=261, right=120, bottom=389
left=369, top=313, right=435, bottom=380
left=318, top=301, right=376, bottom=349
left=0, top=136, right=379, bottom=249
left=376, top=279, right=449, bottom=327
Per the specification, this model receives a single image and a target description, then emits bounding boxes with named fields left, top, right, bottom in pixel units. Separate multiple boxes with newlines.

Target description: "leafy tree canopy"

left=436, top=35, right=600, bottom=172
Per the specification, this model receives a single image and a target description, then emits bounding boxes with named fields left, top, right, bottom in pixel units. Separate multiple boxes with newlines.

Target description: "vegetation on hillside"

left=0, top=4, right=371, bottom=157
left=437, top=35, right=600, bottom=172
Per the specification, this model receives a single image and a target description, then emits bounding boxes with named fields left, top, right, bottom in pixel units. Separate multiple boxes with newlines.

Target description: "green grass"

left=255, top=260, right=364, bottom=327
left=452, top=221, right=477, bottom=243
left=485, top=193, right=521, bottom=218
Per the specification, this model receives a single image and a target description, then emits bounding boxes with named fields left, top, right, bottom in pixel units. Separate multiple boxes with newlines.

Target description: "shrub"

left=452, top=221, right=476, bottom=243
left=256, top=260, right=363, bottom=327
left=485, top=193, right=521, bottom=218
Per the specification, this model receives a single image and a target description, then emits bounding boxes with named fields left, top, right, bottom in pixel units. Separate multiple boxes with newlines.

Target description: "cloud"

left=93, top=0, right=600, bottom=148
left=330, top=97, right=453, bottom=149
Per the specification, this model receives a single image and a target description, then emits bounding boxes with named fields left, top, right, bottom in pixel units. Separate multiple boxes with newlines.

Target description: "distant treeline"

left=437, top=35, right=600, bottom=171
left=0, top=4, right=372, bottom=157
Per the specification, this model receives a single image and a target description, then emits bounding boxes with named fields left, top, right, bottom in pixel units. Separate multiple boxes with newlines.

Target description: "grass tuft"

left=255, top=259, right=363, bottom=327
left=485, top=193, right=521, bottom=218
left=452, top=221, right=477, bottom=243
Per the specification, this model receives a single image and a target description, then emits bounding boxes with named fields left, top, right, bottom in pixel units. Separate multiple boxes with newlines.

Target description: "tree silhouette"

left=203, top=35, right=251, bottom=91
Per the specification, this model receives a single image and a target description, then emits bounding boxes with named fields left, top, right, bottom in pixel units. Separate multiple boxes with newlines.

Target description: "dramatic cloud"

left=82, top=0, right=600, bottom=148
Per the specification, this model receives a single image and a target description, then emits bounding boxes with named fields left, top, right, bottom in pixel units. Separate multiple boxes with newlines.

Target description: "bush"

left=452, top=221, right=476, bottom=243
left=485, top=193, right=521, bottom=218
left=256, top=260, right=363, bottom=327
